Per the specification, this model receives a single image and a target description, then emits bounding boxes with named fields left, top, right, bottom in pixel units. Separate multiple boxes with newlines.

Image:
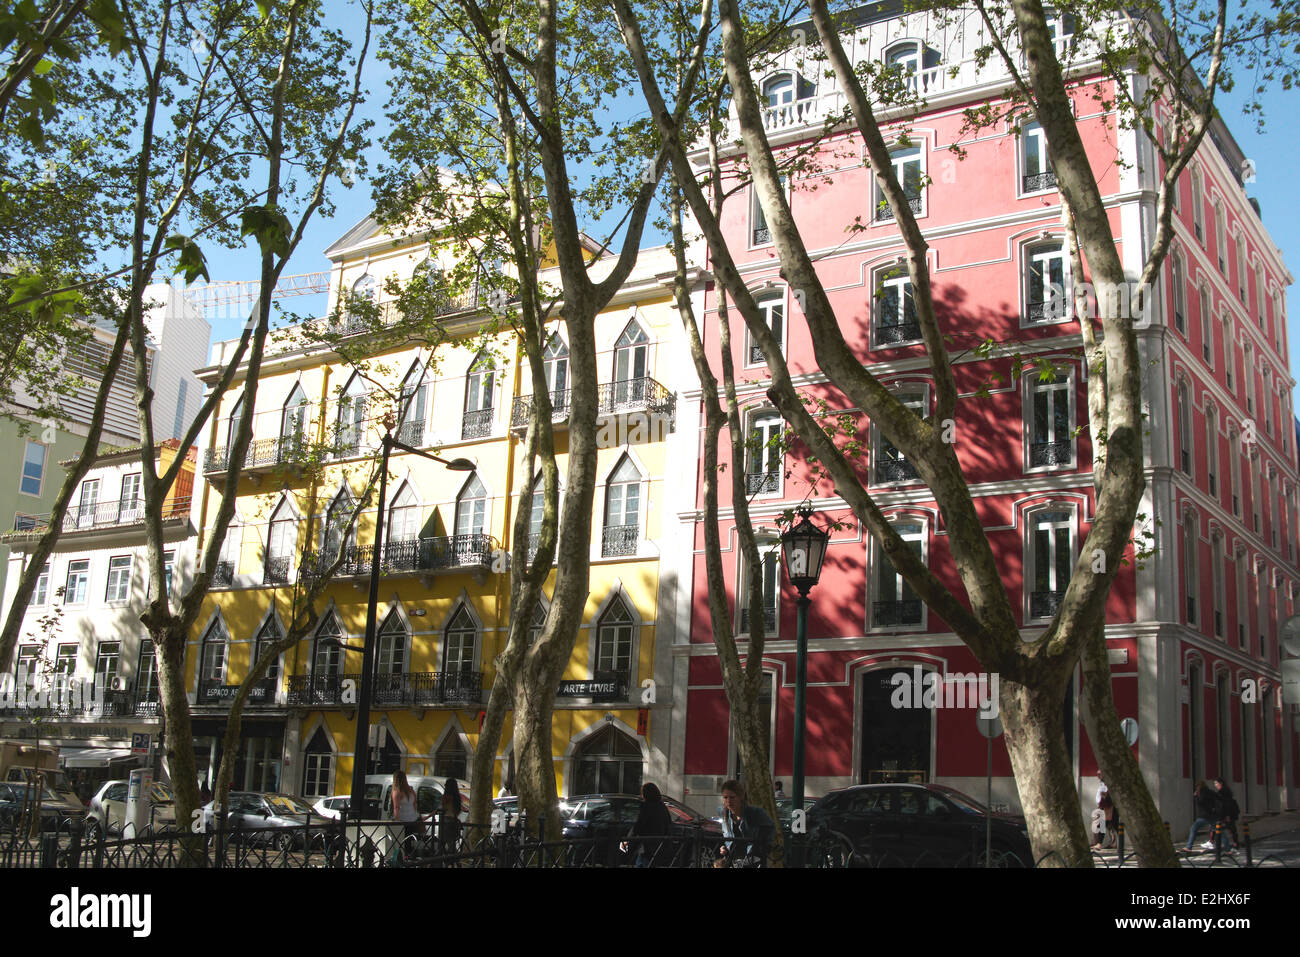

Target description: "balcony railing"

left=263, top=555, right=292, bottom=585
left=211, top=561, right=234, bottom=588
left=601, top=525, right=638, bottom=558
left=205, top=435, right=310, bottom=475
left=1026, top=300, right=1067, bottom=323
left=597, top=377, right=676, bottom=420
left=396, top=419, right=424, bottom=446
left=462, top=408, right=494, bottom=440
left=876, top=321, right=921, bottom=345
left=5, top=497, right=190, bottom=537
left=873, top=599, right=923, bottom=627
left=1022, top=170, right=1057, bottom=192
left=752, top=225, right=771, bottom=245
left=0, top=689, right=138, bottom=719
left=286, top=671, right=484, bottom=707
left=302, top=534, right=499, bottom=580
left=739, top=606, right=778, bottom=632
left=1030, top=589, right=1067, bottom=619
left=876, top=457, right=919, bottom=483
left=1030, top=439, right=1072, bottom=467
left=746, top=471, right=779, bottom=494
left=511, top=389, right=572, bottom=430
left=874, top=194, right=923, bottom=222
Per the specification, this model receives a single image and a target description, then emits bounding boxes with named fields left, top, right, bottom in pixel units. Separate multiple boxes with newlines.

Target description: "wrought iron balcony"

left=511, top=389, right=572, bottom=430
left=396, top=419, right=425, bottom=447
left=746, top=471, right=779, bottom=494
left=752, top=225, right=771, bottom=245
left=874, top=194, right=923, bottom=222
left=873, top=599, right=923, bottom=627
left=876, top=321, right=922, bottom=345
left=287, top=671, right=484, bottom=707
left=462, top=408, right=494, bottom=440
left=739, top=606, right=778, bottom=632
left=601, top=525, right=638, bottom=558
left=5, top=497, right=190, bottom=540
left=876, top=457, right=919, bottom=483
left=1030, top=589, right=1067, bottom=619
left=263, top=555, right=292, bottom=585
left=1022, top=170, right=1057, bottom=192
left=0, top=688, right=137, bottom=719
left=1026, top=299, right=1067, bottom=323
left=1030, top=439, right=1073, bottom=467
left=210, top=561, right=234, bottom=588
left=302, top=534, right=499, bottom=580
left=596, top=377, right=676, bottom=421
left=205, top=435, right=311, bottom=475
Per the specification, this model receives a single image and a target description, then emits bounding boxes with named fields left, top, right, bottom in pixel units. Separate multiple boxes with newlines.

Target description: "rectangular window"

left=105, top=555, right=132, bottom=602
left=874, top=393, right=924, bottom=484
left=1030, top=511, right=1073, bottom=620
left=1199, top=289, right=1213, bottom=366
left=875, top=270, right=919, bottom=346
left=31, top=563, right=49, bottom=605
left=54, top=644, right=77, bottom=697
left=873, top=523, right=924, bottom=627
left=75, top=479, right=100, bottom=527
left=1212, top=537, right=1226, bottom=638
left=1029, top=375, right=1073, bottom=469
left=1183, top=517, right=1198, bottom=626
left=1020, top=122, right=1056, bottom=192
left=746, top=413, right=783, bottom=495
left=137, top=644, right=158, bottom=702
left=163, top=551, right=175, bottom=598
left=747, top=293, right=785, bottom=366
left=738, top=551, right=780, bottom=633
left=1237, top=241, right=1248, bottom=304
left=875, top=148, right=922, bottom=222
left=94, top=642, right=120, bottom=690
left=1026, top=242, right=1069, bottom=323
left=20, top=441, right=46, bottom=496
left=120, top=473, right=142, bottom=521
left=65, top=559, right=90, bottom=604
left=1171, top=256, right=1186, bottom=333
left=15, top=644, right=40, bottom=679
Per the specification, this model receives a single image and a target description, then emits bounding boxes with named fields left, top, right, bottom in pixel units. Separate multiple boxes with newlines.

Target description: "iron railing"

left=462, top=408, right=494, bottom=439
left=510, top=389, right=572, bottom=429
left=286, top=671, right=483, bottom=707
left=1030, top=589, right=1067, bottom=619
left=205, top=435, right=310, bottom=474
left=301, top=534, right=498, bottom=581
left=874, top=194, right=923, bottom=222
left=601, top=525, right=638, bottom=557
left=0, top=689, right=137, bottom=719
left=1030, top=439, right=1072, bottom=467
left=746, top=471, right=779, bottom=494
left=739, top=606, right=778, bottom=632
left=7, top=497, right=190, bottom=535
left=211, top=561, right=234, bottom=588
left=873, top=599, right=923, bottom=627
left=263, top=556, right=292, bottom=585
left=596, top=377, right=676, bottom=420
left=396, top=420, right=424, bottom=446
left=1022, top=171, right=1057, bottom=192
left=876, top=457, right=919, bottom=483
left=876, top=321, right=921, bottom=345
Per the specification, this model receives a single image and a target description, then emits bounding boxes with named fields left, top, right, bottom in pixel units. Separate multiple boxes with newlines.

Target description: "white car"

left=312, top=795, right=352, bottom=820
left=87, top=779, right=177, bottom=834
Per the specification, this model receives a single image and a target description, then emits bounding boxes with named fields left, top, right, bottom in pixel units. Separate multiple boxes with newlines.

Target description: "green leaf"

left=164, top=234, right=210, bottom=284
left=256, top=0, right=274, bottom=18
left=32, top=58, right=53, bottom=75
left=239, top=205, right=292, bottom=259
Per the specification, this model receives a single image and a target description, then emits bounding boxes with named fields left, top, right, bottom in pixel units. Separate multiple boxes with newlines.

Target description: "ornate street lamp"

left=780, top=505, right=828, bottom=813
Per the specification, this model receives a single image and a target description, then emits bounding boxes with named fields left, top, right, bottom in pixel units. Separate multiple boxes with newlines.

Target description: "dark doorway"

left=366, top=727, right=402, bottom=776
left=859, top=668, right=931, bottom=784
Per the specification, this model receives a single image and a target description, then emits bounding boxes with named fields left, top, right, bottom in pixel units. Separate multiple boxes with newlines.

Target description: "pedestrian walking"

left=621, top=782, right=673, bottom=867
left=439, top=777, right=464, bottom=854
left=390, top=770, right=423, bottom=864
left=1184, top=781, right=1223, bottom=851
left=1212, top=777, right=1240, bottom=849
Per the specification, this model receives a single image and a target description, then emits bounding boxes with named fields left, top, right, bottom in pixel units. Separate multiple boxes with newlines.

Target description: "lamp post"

left=347, top=424, right=474, bottom=830
left=780, top=505, right=828, bottom=812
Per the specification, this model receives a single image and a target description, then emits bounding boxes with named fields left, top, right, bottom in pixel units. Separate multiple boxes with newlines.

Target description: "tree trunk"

left=999, top=674, right=1092, bottom=867
left=155, top=624, right=205, bottom=865
left=513, top=680, right=560, bottom=841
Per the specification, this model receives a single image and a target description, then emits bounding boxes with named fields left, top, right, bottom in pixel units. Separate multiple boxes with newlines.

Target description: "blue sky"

left=195, top=23, right=1300, bottom=413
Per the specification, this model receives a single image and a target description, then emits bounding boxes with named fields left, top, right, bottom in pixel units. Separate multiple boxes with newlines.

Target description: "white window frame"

left=1199, top=287, right=1213, bottom=365
left=1026, top=506, right=1075, bottom=623
left=1214, top=200, right=1226, bottom=273
left=443, top=604, right=479, bottom=674
left=1206, top=404, right=1219, bottom=498
left=873, top=387, right=927, bottom=486
left=595, top=595, right=636, bottom=676
left=19, top=440, right=46, bottom=497
left=1025, top=369, right=1076, bottom=473
left=1236, top=237, right=1248, bottom=303
left=1177, top=380, right=1193, bottom=475
left=602, top=455, right=644, bottom=556
left=104, top=554, right=132, bottom=603
left=1191, top=168, right=1205, bottom=242
left=64, top=558, right=90, bottom=605
left=1235, top=547, right=1250, bottom=648
left=1223, top=316, right=1235, bottom=392
left=869, top=518, right=927, bottom=632
left=873, top=266, right=920, bottom=348
left=745, top=290, right=786, bottom=368
left=200, top=622, right=227, bottom=685
left=874, top=145, right=924, bottom=224
left=1183, top=510, right=1200, bottom=627
left=1017, top=120, right=1056, bottom=195
left=748, top=176, right=786, bottom=248
left=1023, top=239, right=1071, bottom=325
left=737, top=547, right=781, bottom=636
left=746, top=410, right=784, bottom=497
left=1229, top=427, right=1243, bottom=517
left=1170, top=253, right=1186, bottom=334
left=31, top=563, right=49, bottom=605
left=1211, top=531, right=1226, bottom=639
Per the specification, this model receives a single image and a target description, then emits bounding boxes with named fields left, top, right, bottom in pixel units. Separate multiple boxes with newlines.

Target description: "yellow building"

left=186, top=209, right=699, bottom=803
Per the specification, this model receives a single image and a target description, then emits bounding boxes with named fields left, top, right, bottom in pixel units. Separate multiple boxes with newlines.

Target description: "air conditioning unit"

left=110, top=677, right=130, bottom=692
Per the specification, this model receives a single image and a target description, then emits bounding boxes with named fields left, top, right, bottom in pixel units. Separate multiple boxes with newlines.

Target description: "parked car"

left=201, top=792, right=325, bottom=849
left=0, top=782, right=81, bottom=832
left=806, top=783, right=1032, bottom=867
left=363, top=774, right=468, bottom=824
left=559, top=793, right=723, bottom=866
left=312, top=795, right=353, bottom=820
left=86, top=780, right=176, bottom=834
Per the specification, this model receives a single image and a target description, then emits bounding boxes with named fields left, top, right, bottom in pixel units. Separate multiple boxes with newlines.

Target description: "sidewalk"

left=1091, top=808, right=1297, bottom=866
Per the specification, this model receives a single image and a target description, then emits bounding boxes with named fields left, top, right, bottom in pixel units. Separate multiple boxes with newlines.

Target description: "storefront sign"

left=557, top=672, right=624, bottom=701
left=202, top=681, right=273, bottom=702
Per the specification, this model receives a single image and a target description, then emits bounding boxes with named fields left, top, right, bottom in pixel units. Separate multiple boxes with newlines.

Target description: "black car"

left=806, top=783, right=1032, bottom=867
left=0, top=782, right=82, bottom=833
left=560, top=793, right=723, bottom=866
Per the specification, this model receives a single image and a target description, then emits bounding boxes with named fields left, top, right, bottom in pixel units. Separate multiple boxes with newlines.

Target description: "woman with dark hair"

left=1212, top=778, right=1240, bottom=849
left=623, top=782, right=673, bottom=867
left=439, top=778, right=463, bottom=854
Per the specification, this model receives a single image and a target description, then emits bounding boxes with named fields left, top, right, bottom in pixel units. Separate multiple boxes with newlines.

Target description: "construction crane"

left=184, top=270, right=332, bottom=311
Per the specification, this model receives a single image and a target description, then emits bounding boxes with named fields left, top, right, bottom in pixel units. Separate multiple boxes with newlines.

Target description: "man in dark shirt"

left=717, top=779, right=774, bottom=867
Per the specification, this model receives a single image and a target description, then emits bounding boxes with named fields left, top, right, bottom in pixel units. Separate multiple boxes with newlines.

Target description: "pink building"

left=667, top=6, right=1297, bottom=830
